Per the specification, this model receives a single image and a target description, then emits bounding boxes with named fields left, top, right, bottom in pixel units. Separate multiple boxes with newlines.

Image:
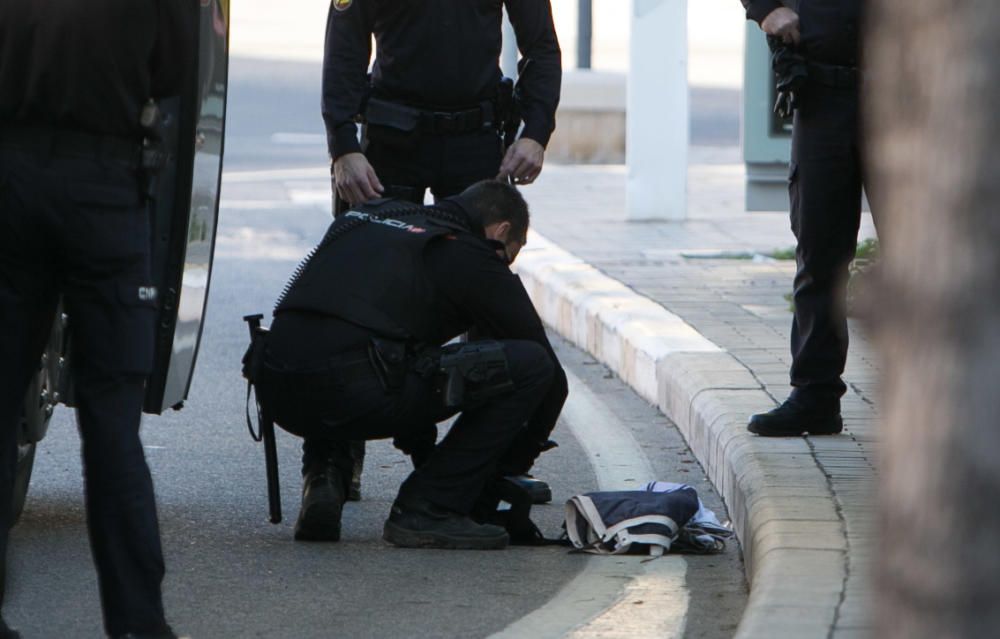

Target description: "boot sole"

left=294, top=502, right=343, bottom=542
left=747, top=414, right=844, bottom=437
left=382, top=521, right=509, bottom=550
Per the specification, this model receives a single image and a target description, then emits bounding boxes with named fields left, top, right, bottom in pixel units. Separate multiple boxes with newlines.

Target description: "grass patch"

left=768, top=239, right=879, bottom=262
left=768, top=247, right=796, bottom=260
left=855, top=238, right=879, bottom=260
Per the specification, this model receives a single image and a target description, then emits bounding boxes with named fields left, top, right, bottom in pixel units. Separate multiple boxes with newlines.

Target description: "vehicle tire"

left=12, top=441, right=36, bottom=524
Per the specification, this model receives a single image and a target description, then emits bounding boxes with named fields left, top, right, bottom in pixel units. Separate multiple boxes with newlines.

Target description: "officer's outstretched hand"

left=499, top=138, right=545, bottom=185
left=761, top=7, right=800, bottom=46
left=333, top=152, right=384, bottom=204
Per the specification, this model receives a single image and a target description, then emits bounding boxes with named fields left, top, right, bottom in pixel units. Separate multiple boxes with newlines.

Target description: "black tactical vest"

left=274, top=200, right=465, bottom=341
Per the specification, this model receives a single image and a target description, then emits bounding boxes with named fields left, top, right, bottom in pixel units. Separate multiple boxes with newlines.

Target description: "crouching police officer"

left=252, top=180, right=567, bottom=548
left=0, top=2, right=192, bottom=637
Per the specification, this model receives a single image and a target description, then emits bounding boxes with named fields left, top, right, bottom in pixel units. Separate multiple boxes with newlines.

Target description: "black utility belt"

left=365, top=98, right=496, bottom=136
left=806, top=62, right=863, bottom=89
left=260, top=336, right=514, bottom=409
left=0, top=125, right=141, bottom=166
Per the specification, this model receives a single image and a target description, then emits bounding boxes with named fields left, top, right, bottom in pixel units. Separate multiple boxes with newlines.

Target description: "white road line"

left=269, top=133, right=327, bottom=146
left=489, top=370, right=689, bottom=639
left=223, top=167, right=329, bottom=183
left=560, top=370, right=656, bottom=491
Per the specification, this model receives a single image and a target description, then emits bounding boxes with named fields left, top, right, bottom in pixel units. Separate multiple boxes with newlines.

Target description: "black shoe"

left=0, top=618, right=20, bottom=639
left=505, top=474, right=552, bottom=504
left=294, top=461, right=346, bottom=542
left=748, top=398, right=843, bottom=437
left=383, top=497, right=509, bottom=550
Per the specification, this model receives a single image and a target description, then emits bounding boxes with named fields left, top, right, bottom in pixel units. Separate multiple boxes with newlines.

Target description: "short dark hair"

left=459, top=180, right=530, bottom=242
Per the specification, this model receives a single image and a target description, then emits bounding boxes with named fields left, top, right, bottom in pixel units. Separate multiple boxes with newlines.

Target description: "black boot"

left=748, top=396, right=843, bottom=437
left=294, top=458, right=346, bottom=542
left=504, top=474, right=552, bottom=504
left=383, top=497, right=509, bottom=550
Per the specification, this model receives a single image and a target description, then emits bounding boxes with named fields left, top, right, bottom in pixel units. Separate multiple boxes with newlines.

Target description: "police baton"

left=243, top=314, right=282, bottom=524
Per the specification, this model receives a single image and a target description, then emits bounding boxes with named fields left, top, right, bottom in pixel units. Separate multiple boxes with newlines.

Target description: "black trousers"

left=260, top=339, right=556, bottom=515
left=365, top=125, right=504, bottom=203
left=788, top=79, right=869, bottom=400
left=0, top=145, right=168, bottom=636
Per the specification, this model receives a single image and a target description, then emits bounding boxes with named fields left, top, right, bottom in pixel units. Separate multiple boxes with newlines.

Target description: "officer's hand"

left=761, top=7, right=800, bottom=46
left=333, top=153, right=384, bottom=204
left=498, top=138, right=545, bottom=185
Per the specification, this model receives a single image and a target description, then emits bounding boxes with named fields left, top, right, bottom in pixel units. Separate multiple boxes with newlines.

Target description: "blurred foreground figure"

left=0, top=2, right=193, bottom=637
left=867, top=1, right=1000, bottom=637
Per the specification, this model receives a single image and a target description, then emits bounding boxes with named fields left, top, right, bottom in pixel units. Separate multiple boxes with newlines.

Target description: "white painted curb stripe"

left=515, top=230, right=722, bottom=407
left=489, top=370, right=688, bottom=639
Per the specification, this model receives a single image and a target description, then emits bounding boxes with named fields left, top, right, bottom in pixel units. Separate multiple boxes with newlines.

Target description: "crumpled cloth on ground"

left=564, top=482, right=733, bottom=556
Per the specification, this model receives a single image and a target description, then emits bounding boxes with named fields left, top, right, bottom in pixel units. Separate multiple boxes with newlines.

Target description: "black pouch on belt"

left=368, top=337, right=408, bottom=392
left=439, top=340, right=515, bottom=409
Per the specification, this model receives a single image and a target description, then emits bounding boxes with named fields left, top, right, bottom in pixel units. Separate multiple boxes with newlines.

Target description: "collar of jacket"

left=435, top=196, right=486, bottom=238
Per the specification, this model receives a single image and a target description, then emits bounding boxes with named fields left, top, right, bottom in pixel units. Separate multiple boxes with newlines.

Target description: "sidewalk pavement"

left=516, top=147, right=878, bottom=639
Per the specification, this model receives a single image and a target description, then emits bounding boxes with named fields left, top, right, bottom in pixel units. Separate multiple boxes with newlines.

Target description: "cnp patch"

left=333, top=0, right=353, bottom=11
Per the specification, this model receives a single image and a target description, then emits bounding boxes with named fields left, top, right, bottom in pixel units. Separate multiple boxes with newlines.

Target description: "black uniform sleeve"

left=321, top=0, right=376, bottom=160
left=151, top=0, right=197, bottom=98
left=505, top=0, right=562, bottom=148
left=741, top=0, right=784, bottom=25
left=429, top=236, right=568, bottom=474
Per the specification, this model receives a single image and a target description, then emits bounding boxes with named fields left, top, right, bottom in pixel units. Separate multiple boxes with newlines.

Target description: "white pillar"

left=501, top=11, right=518, bottom=79
left=627, top=0, right=688, bottom=220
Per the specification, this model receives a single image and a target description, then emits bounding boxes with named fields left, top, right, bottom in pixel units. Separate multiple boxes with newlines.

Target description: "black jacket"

left=322, top=0, right=562, bottom=159
left=741, top=0, right=862, bottom=66
left=270, top=197, right=567, bottom=469
left=0, top=0, right=195, bottom=138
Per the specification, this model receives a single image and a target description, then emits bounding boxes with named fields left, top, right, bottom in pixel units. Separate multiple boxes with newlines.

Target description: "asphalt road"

left=3, top=56, right=746, bottom=638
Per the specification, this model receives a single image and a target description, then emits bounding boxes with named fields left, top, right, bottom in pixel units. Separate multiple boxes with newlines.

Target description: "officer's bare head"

left=460, top=180, right=530, bottom=263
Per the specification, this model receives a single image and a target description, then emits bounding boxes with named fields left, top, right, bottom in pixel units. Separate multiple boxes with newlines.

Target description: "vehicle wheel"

left=12, top=441, right=36, bottom=524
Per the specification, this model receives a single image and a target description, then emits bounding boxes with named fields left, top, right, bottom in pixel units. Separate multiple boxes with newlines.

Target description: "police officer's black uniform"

left=0, top=2, right=191, bottom=636
left=255, top=190, right=568, bottom=547
left=742, top=0, right=870, bottom=436
left=322, top=0, right=561, bottom=503
left=322, top=0, right=562, bottom=203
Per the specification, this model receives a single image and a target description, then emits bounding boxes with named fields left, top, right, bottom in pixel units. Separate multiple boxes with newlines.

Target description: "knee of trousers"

left=503, top=341, right=555, bottom=393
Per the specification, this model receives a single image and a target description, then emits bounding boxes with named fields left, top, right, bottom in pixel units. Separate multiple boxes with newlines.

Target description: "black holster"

left=437, top=340, right=514, bottom=409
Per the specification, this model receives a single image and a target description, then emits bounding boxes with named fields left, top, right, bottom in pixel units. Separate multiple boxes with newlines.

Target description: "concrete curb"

left=516, top=231, right=849, bottom=639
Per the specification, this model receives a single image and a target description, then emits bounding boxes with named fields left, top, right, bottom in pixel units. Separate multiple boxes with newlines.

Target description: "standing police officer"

left=254, top=181, right=568, bottom=547
left=317, top=0, right=562, bottom=510
left=741, top=0, right=871, bottom=436
left=323, top=0, right=562, bottom=205
left=0, top=2, right=192, bottom=637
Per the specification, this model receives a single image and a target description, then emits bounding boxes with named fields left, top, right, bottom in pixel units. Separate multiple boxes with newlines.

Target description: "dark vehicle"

left=11, top=0, right=231, bottom=522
